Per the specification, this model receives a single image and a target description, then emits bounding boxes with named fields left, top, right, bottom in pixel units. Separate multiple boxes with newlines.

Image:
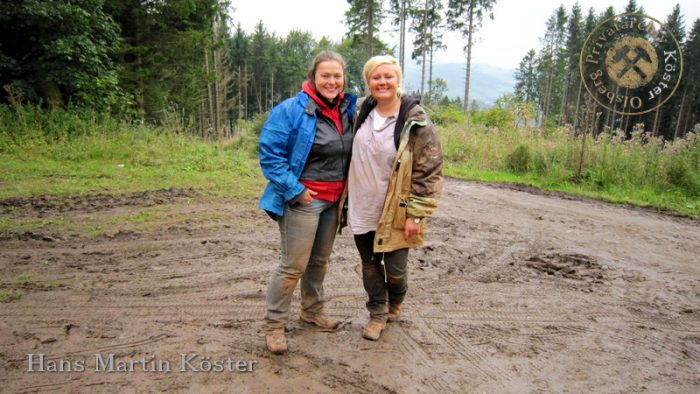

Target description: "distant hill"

left=403, top=62, right=515, bottom=107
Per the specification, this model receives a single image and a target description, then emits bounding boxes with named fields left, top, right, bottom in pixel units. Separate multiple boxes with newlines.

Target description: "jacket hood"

left=355, top=95, right=424, bottom=149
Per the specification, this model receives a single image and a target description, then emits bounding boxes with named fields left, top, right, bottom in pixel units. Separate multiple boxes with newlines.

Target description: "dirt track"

left=1, top=178, right=699, bottom=393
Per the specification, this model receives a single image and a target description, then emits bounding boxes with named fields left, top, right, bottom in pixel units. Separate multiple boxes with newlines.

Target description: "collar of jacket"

left=302, top=91, right=357, bottom=122
left=355, top=95, right=423, bottom=148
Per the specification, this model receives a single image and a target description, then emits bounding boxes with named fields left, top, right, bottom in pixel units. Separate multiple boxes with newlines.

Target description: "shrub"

left=505, top=144, right=531, bottom=173
left=665, top=158, right=699, bottom=196
left=429, top=106, right=468, bottom=126
left=471, top=107, right=514, bottom=129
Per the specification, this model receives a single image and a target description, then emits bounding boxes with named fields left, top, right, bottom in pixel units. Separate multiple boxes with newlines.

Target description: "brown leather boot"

left=387, top=304, right=402, bottom=322
left=265, top=329, right=288, bottom=354
left=300, top=312, right=340, bottom=330
left=362, top=320, right=386, bottom=341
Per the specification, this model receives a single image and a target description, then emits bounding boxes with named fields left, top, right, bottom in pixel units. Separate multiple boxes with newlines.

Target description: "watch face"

left=413, top=218, right=421, bottom=224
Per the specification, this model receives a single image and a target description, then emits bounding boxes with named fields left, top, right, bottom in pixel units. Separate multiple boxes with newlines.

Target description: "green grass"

left=1, top=103, right=698, bottom=228
left=0, top=289, right=23, bottom=303
left=15, top=273, right=33, bottom=284
left=441, top=120, right=700, bottom=218
left=0, top=108, right=264, bottom=200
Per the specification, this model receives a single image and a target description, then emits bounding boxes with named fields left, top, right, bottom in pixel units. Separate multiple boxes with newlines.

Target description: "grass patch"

left=0, top=202, right=241, bottom=236
left=440, top=120, right=700, bottom=218
left=15, top=273, right=33, bottom=284
left=0, top=105, right=265, bottom=201
left=0, top=131, right=264, bottom=199
left=2, top=103, right=698, bottom=226
left=0, top=289, right=23, bottom=303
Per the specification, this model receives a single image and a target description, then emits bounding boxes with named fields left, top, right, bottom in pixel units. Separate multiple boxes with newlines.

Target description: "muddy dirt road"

left=1, top=178, right=699, bottom=393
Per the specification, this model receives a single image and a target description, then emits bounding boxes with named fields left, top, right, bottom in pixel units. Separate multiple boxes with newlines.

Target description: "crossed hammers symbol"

left=613, top=45, right=652, bottom=80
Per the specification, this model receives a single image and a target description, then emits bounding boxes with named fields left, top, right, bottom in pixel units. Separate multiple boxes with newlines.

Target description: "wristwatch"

left=412, top=217, right=421, bottom=224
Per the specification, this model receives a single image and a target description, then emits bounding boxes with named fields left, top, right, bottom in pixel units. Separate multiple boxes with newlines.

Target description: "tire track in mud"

left=8, top=334, right=170, bottom=363
left=431, top=324, right=516, bottom=385
left=273, top=348, right=394, bottom=394
left=13, top=379, right=79, bottom=394
left=0, top=300, right=266, bottom=321
left=392, top=324, right=459, bottom=392
left=591, top=325, right=700, bottom=362
left=2, top=179, right=699, bottom=392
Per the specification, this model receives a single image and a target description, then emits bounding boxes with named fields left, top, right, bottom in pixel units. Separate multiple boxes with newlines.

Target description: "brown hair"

left=307, top=50, right=346, bottom=82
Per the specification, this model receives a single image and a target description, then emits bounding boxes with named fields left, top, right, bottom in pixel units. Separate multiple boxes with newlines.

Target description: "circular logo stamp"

left=580, top=13, right=683, bottom=115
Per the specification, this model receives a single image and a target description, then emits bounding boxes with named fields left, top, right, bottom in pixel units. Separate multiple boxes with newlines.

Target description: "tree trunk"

left=399, top=0, right=406, bottom=73
left=428, top=41, right=434, bottom=104
left=673, top=88, right=687, bottom=140
left=212, top=33, right=221, bottom=138
left=559, top=70, right=571, bottom=125
left=205, top=48, right=215, bottom=138
left=652, top=104, right=661, bottom=137
left=368, top=2, right=374, bottom=57
left=573, top=79, right=583, bottom=131
left=463, top=8, right=474, bottom=114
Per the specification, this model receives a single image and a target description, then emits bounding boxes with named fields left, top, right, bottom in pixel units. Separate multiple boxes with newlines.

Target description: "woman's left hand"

left=403, top=218, right=421, bottom=240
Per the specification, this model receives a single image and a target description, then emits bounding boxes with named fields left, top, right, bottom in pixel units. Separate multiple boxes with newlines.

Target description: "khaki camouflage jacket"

left=341, top=95, right=443, bottom=253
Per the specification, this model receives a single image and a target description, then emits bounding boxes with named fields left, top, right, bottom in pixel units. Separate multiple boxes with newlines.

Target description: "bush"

left=504, top=144, right=531, bottom=173
left=429, top=106, right=468, bottom=126
left=471, top=107, right=514, bottom=129
left=665, top=158, right=699, bottom=196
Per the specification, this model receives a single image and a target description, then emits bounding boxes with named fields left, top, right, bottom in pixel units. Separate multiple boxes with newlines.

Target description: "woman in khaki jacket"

left=347, top=55, right=443, bottom=340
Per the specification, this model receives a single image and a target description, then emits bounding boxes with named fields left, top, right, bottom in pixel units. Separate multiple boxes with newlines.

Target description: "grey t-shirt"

left=348, top=109, right=398, bottom=235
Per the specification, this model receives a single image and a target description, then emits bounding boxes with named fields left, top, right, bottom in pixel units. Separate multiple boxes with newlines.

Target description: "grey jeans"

left=265, top=198, right=338, bottom=331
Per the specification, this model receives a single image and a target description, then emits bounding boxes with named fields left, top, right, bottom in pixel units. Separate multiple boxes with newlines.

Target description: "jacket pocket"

left=392, top=195, right=408, bottom=230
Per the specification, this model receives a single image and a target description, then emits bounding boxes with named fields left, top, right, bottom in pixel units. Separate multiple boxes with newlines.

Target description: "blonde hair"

left=362, top=55, right=405, bottom=97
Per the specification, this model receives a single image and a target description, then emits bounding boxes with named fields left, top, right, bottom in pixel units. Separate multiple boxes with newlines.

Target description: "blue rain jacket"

left=258, top=90, right=357, bottom=217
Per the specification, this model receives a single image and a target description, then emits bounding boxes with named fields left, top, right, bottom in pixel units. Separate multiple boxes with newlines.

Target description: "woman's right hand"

left=298, top=188, right=318, bottom=204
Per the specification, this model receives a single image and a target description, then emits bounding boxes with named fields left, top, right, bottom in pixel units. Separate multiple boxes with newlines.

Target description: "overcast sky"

left=228, top=0, right=699, bottom=70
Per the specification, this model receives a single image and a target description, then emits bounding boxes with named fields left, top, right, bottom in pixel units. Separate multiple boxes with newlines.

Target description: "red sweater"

left=300, top=81, right=347, bottom=203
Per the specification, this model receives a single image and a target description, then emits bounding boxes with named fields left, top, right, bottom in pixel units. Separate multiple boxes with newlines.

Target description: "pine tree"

left=677, top=18, right=700, bottom=137
left=105, top=0, right=223, bottom=123
left=653, top=4, right=685, bottom=139
left=229, top=24, right=250, bottom=121
left=514, top=49, right=538, bottom=106
left=388, top=0, right=417, bottom=73
left=537, top=6, right=568, bottom=123
left=573, top=7, right=598, bottom=131
left=446, top=0, right=497, bottom=113
left=1, top=0, right=125, bottom=111
left=411, top=0, right=445, bottom=101
left=560, top=3, right=583, bottom=126
left=426, top=0, right=447, bottom=104
left=345, top=0, right=385, bottom=59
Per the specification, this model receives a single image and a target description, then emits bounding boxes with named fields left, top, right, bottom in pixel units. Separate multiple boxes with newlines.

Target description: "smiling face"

left=368, top=64, right=399, bottom=103
left=313, top=61, right=344, bottom=101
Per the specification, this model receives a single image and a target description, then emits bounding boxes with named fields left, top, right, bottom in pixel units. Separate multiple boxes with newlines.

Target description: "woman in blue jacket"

left=258, top=51, right=357, bottom=354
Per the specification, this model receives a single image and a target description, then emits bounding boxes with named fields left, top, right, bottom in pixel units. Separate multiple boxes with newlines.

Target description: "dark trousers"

left=353, top=232, right=409, bottom=321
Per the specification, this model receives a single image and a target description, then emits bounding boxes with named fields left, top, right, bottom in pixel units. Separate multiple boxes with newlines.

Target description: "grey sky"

left=229, top=0, right=700, bottom=69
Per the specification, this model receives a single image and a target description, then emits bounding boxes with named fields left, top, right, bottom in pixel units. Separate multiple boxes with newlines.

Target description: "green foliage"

left=0, top=105, right=263, bottom=199
left=440, top=120, right=700, bottom=217
left=0, top=0, right=130, bottom=113
left=344, top=0, right=386, bottom=59
left=0, top=290, right=23, bottom=303
left=15, top=273, right=33, bottom=284
left=504, top=144, right=531, bottom=173
left=429, top=105, right=468, bottom=126
left=471, top=107, right=514, bottom=129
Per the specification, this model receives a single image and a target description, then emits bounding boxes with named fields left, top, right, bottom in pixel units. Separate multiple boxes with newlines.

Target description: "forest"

left=1, top=1, right=699, bottom=216
left=1, top=0, right=698, bottom=139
